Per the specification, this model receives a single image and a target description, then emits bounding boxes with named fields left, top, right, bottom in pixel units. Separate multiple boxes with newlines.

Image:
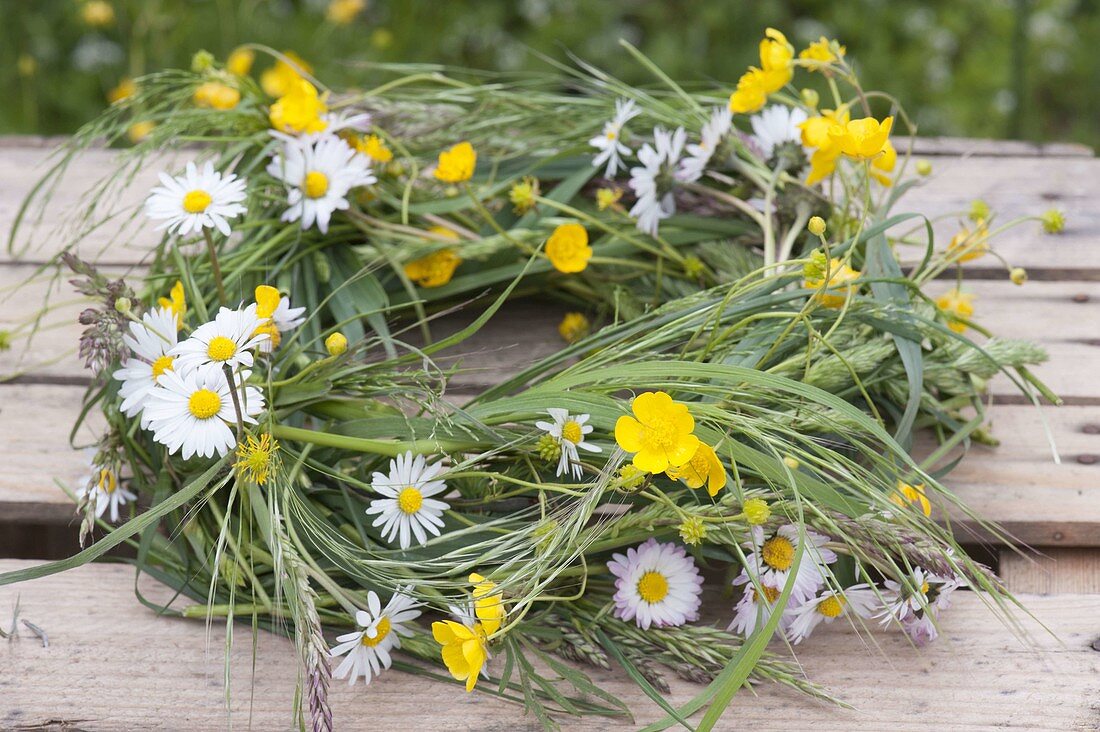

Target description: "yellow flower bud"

left=807, top=216, right=826, bottom=237
left=113, top=297, right=131, bottom=314
left=916, top=159, right=932, bottom=176
left=191, top=50, right=215, bottom=73
left=325, top=332, right=348, bottom=356
left=742, top=498, right=771, bottom=526
left=800, top=88, right=820, bottom=109
left=783, top=456, right=800, bottom=470
left=1010, top=267, right=1028, bottom=286
left=969, top=199, right=991, bottom=223
left=678, top=515, right=707, bottom=546
left=1040, top=208, right=1066, bottom=234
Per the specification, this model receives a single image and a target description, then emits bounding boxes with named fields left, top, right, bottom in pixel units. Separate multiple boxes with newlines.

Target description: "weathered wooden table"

left=1, top=137, right=1099, bottom=730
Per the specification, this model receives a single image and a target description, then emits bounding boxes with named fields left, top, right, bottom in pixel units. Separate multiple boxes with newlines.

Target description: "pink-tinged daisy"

left=742, top=524, right=837, bottom=602
left=608, top=538, right=703, bottom=630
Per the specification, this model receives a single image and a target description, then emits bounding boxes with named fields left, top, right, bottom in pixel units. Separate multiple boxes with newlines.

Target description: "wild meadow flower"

left=878, top=567, right=962, bottom=645
left=366, top=451, right=450, bottom=549
left=678, top=106, right=732, bottom=182
left=253, top=285, right=306, bottom=352
left=158, top=280, right=187, bottom=328
left=269, top=78, right=328, bottom=135
left=830, top=116, right=894, bottom=160
left=144, top=161, right=248, bottom=237
left=112, top=306, right=179, bottom=427
left=728, top=28, right=794, bottom=114
left=608, top=538, right=704, bottom=630
left=235, top=433, right=278, bottom=485
left=749, top=104, right=808, bottom=161
left=890, top=481, right=932, bottom=517
left=557, top=312, right=590, bottom=344
left=665, top=442, right=727, bottom=496
left=330, top=589, right=421, bottom=685
left=432, top=574, right=503, bottom=691
left=170, top=305, right=268, bottom=377
left=799, top=37, right=846, bottom=69
left=107, top=77, right=136, bottom=104
left=349, top=133, right=393, bottom=164
left=799, top=108, right=850, bottom=185
left=935, top=289, right=975, bottom=333
left=785, top=584, right=878, bottom=644
left=728, top=578, right=788, bottom=636
left=545, top=222, right=592, bottom=273
left=267, top=133, right=376, bottom=234
left=405, top=249, right=462, bottom=288
left=628, top=126, right=687, bottom=236
left=535, top=408, right=602, bottom=480
left=226, top=47, right=254, bottom=76
left=77, top=465, right=136, bottom=523
left=589, top=98, right=640, bottom=178
left=947, top=221, right=991, bottom=263
left=326, top=0, right=366, bottom=24
left=740, top=524, right=837, bottom=603
left=434, top=141, right=476, bottom=183
left=193, top=81, right=241, bottom=110
left=614, top=390, right=699, bottom=474
left=803, top=256, right=861, bottom=308
left=143, top=367, right=264, bottom=459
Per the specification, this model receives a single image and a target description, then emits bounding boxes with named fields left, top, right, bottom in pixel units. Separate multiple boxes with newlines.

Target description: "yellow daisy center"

left=206, top=335, right=237, bottom=362
left=303, top=170, right=330, bottom=199
left=183, top=189, right=213, bottom=213
left=636, top=571, right=669, bottom=604
left=561, top=420, right=583, bottom=445
left=361, top=616, right=392, bottom=647
left=753, top=584, right=782, bottom=603
left=397, top=486, right=423, bottom=514
left=762, top=536, right=795, bottom=571
left=606, top=129, right=617, bottom=140
left=97, top=468, right=117, bottom=495
left=920, top=581, right=930, bottom=595
left=817, top=596, right=845, bottom=618
left=151, top=354, right=174, bottom=379
left=188, top=388, right=222, bottom=420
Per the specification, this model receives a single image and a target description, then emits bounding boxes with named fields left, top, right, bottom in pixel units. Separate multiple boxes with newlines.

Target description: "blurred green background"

left=3, top=0, right=1097, bottom=146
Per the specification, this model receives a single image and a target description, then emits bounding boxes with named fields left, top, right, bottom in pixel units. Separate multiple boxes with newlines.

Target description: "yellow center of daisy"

left=561, top=420, right=583, bottom=445
left=606, top=129, right=617, bottom=140
left=817, top=596, right=845, bottom=618
left=188, top=389, right=222, bottom=420
left=183, top=189, right=213, bottom=213
left=97, top=468, right=117, bottom=495
left=303, top=170, right=330, bottom=199
left=762, top=536, right=795, bottom=571
left=206, top=336, right=237, bottom=362
left=920, top=581, right=929, bottom=595
left=636, top=571, right=669, bottom=604
left=752, top=584, right=782, bottom=603
left=397, top=486, right=423, bottom=515
left=151, top=354, right=174, bottom=379
left=361, top=616, right=392, bottom=647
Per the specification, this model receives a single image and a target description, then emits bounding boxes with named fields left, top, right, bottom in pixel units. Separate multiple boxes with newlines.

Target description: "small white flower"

left=267, top=133, right=376, bottom=234
left=366, top=451, right=450, bottom=549
left=144, top=161, right=248, bottom=237
left=678, top=106, right=733, bottom=182
left=78, top=464, right=136, bottom=523
left=270, top=296, right=306, bottom=332
left=728, top=576, right=790, bottom=636
left=534, top=408, right=602, bottom=480
left=741, top=524, right=837, bottom=603
left=784, top=584, right=879, bottom=644
left=628, top=126, right=687, bottom=236
left=608, top=538, right=703, bottom=630
left=877, top=567, right=960, bottom=635
left=143, top=367, right=264, bottom=460
left=590, top=98, right=641, bottom=178
left=749, top=105, right=808, bottom=161
left=112, top=306, right=179, bottom=427
left=170, top=305, right=267, bottom=377
left=331, top=588, right=421, bottom=686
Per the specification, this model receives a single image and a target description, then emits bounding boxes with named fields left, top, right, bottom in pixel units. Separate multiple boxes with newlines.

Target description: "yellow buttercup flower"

left=127, top=121, right=156, bottom=144
left=758, top=28, right=794, bottom=87
left=947, top=220, right=990, bottom=263
left=869, top=140, right=897, bottom=186
left=799, top=108, right=849, bottom=185
left=596, top=187, right=623, bottom=211
left=326, top=0, right=366, bottom=24
left=434, top=141, right=476, bottom=183
left=829, top=116, right=894, bottom=160
left=81, top=0, right=115, bottom=28
left=108, top=78, right=136, bottom=104
left=890, top=481, right=931, bottom=517
left=227, top=47, right=255, bottom=76
left=558, top=312, right=590, bottom=344
left=728, top=67, right=771, bottom=114
left=269, top=78, right=328, bottom=135
left=614, top=391, right=700, bottom=474
left=936, top=289, right=974, bottom=333
left=545, top=223, right=592, bottom=274
left=404, top=249, right=462, bottom=288
left=804, top=257, right=861, bottom=308
left=261, top=52, right=313, bottom=98
left=157, top=281, right=187, bottom=328
left=799, top=37, right=846, bottom=69
left=193, top=81, right=241, bottom=111
left=351, top=133, right=393, bottom=164
left=432, top=620, right=489, bottom=692
left=666, top=442, right=728, bottom=497
left=470, top=573, right=504, bottom=636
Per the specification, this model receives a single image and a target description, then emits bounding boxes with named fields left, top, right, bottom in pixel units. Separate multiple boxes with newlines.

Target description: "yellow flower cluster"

left=936, top=289, right=975, bottom=333
left=193, top=81, right=240, bottom=111
left=800, top=109, right=895, bottom=186
left=268, top=78, right=328, bottom=135
left=433, top=574, right=504, bottom=691
left=434, top=141, right=477, bottom=183
left=890, top=481, right=932, bottom=517
left=728, top=28, right=794, bottom=114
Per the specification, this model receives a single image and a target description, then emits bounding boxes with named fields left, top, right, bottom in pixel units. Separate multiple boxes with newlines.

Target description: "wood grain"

left=998, top=548, right=1100, bottom=594
left=1, top=560, right=1099, bottom=731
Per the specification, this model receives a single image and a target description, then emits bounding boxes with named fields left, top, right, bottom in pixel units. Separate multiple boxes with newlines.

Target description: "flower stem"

left=202, top=228, right=228, bottom=306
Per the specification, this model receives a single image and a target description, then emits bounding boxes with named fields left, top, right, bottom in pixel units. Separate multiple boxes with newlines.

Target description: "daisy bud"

left=536, top=433, right=562, bottom=462
left=916, top=159, right=932, bottom=176
left=1010, top=267, right=1028, bottom=286
left=191, top=50, right=215, bottom=73
left=808, top=216, right=827, bottom=237
left=325, top=332, right=348, bottom=356
left=114, top=296, right=132, bottom=314
left=742, top=498, right=771, bottom=525
left=800, top=88, right=820, bottom=109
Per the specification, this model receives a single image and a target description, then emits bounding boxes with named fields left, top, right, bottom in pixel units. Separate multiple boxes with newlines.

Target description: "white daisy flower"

left=608, top=538, right=703, bottom=630
left=78, top=464, right=136, bottom=523
left=748, top=105, right=809, bottom=161
left=678, top=106, right=733, bottom=182
left=170, top=305, right=268, bottom=377
left=741, top=524, right=837, bottom=603
left=590, top=98, right=641, bottom=178
left=366, top=451, right=450, bottom=549
left=144, top=161, right=248, bottom=237
left=628, top=126, right=687, bottom=236
left=903, top=614, right=939, bottom=646
left=143, top=367, right=264, bottom=460
left=727, top=576, right=790, bottom=637
left=784, top=583, right=879, bottom=644
left=534, top=408, right=602, bottom=480
left=267, top=133, right=376, bottom=234
left=330, top=587, right=421, bottom=686
left=878, top=567, right=961, bottom=643
left=112, top=306, right=179, bottom=427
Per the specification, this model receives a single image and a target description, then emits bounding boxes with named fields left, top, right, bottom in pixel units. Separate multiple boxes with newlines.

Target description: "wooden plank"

left=906, top=136, right=1093, bottom=158
left=1, top=560, right=1098, bottom=731
left=999, top=549, right=1100, bottom=594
